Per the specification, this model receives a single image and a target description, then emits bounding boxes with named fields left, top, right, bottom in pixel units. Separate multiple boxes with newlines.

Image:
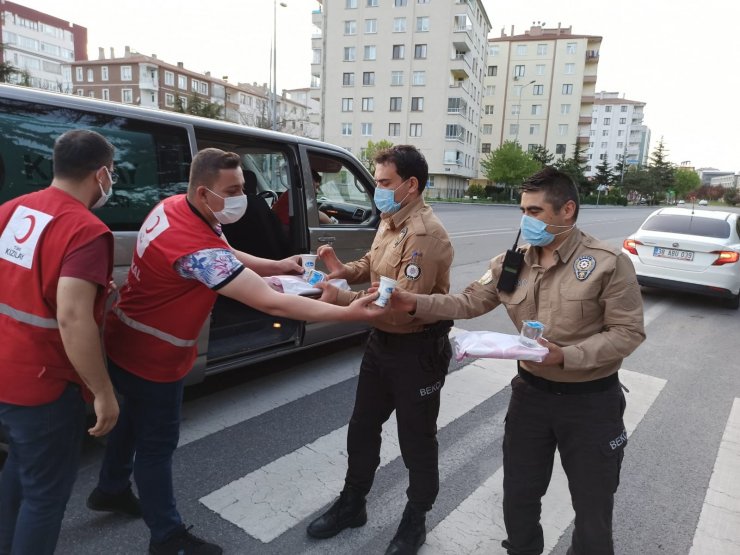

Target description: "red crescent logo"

left=14, top=214, right=36, bottom=244
left=145, top=215, right=160, bottom=234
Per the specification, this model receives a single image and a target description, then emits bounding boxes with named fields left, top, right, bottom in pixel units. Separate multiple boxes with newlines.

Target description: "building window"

left=487, top=65, right=497, bottom=76
left=481, top=143, right=491, bottom=153
left=367, top=0, right=378, bottom=5
left=537, top=44, right=547, bottom=55
left=344, top=47, right=356, bottom=61
left=101, top=66, right=109, bottom=81
left=344, top=20, right=357, bottom=35
left=361, top=122, right=373, bottom=136
left=88, top=90, right=95, bottom=98
left=414, top=44, right=427, bottom=59
left=200, top=82, right=208, bottom=95
left=531, top=104, right=542, bottom=115
left=556, top=144, right=566, bottom=154
left=86, top=68, right=93, bottom=82
left=509, top=124, right=519, bottom=135
left=389, top=97, right=402, bottom=111
left=562, top=84, right=573, bottom=95
left=604, top=117, right=611, bottom=125
left=178, top=75, right=186, bottom=89
left=533, top=84, right=544, bottom=95
left=392, top=44, right=405, bottom=59
left=163, top=70, right=174, bottom=86
left=391, top=71, right=403, bottom=85
left=530, top=124, right=540, bottom=135
left=511, top=104, right=520, bottom=116
left=566, top=42, right=577, bottom=54
left=561, top=104, right=571, bottom=114
left=617, top=141, right=624, bottom=148
left=343, top=72, right=355, bottom=86
left=416, top=16, right=429, bottom=31
left=484, top=85, right=495, bottom=95
left=590, top=130, right=596, bottom=136
left=621, top=105, right=628, bottom=112
left=75, top=67, right=83, bottom=81
left=362, top=97, right=374, bottom=111
left=488, top=45, right=500, bottom=56
left=341, top=98, right=354, bottom=111
left=165, top=93, right=175, bottom=107
left=394, top=0, right=407, bottom=6
left=191, top=79, right=199, bottom=93
left=564, top=63, right=575, bottom=74
left=409, top=123, right=422, bottom=137
left=179, top=96, right=188, bottom=109
left=412, top=71, right=425, bottom=85
left=102, top=89, right=110, bottom=101
left=482, top=124, right=493, bottom=135
left=389, top=123, right=401, bottom=136
left=365, top=19, right=377, bottom=33
left=601, top=141, right=608, bottom=148
left=362, top=71, right=375, bottom=85
left=514, top=65, right=525, bottom=78
left=605, top=105, right=612, bottom=112
left=484, top=104, right=494, bottom=115
left=516, top=45, right=527, bottom=55
left=122, top=89, right=133, bottom=103
left=364, top=45, right=377, bottom=60
left=121, top=66, right=132, bottom=81
left=619, top=117, right=626, bottom=124
left=535, top=64, right=545, bottom=76
left=393, top=17, right=406, bottom=32
left=76, top=89, right=84, bottom=96
left=342, top=122, right=353, bottom=135
left=602, top=130, right=609, bottom=136
left=558, top=124, right=568, bottom=136
left=346, top=0, right=357, bottom=8
left=411, top=97, right=423, bottom=111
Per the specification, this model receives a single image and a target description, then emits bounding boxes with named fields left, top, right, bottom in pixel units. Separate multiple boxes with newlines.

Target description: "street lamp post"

left=515, top=79, right=536, bottom=146
left=271, top=0, right=288, bottom=131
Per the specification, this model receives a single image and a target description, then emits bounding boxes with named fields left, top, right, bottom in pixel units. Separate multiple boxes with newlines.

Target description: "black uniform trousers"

left=502, top=371, right=627, bottom=555
left=345, top=325, right=452, bottom=512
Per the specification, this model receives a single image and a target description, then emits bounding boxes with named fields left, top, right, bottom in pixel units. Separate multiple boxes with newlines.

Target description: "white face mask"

left=205, top=188, right=248, bottom=224
left=91, top=167, right=115, bottom=210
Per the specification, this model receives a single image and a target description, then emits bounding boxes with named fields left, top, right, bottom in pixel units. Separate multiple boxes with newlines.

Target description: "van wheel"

left=727, top=292, right=740, bottom=310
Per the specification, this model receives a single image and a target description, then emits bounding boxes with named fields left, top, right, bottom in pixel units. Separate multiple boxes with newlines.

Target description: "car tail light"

left=712, top=251, right=740, bottom=265
left=623, top=238, right=642, bottom=255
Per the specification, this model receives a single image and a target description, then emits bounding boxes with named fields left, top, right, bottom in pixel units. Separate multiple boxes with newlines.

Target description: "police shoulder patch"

left=404, top=262, right=421, bottom=280
left=574, top=255, right=596, bottom=281
left=478, top=268, right=493, bottom=285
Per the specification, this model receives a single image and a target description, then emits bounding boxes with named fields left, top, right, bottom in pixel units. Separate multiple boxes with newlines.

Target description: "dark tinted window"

left=0, top=98, right=191, bottom=231
left=642, top=214, right=731, bottom=238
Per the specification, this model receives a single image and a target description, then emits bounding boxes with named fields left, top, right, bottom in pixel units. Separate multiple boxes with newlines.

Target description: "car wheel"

left=727, top=292, right=740, bottom=310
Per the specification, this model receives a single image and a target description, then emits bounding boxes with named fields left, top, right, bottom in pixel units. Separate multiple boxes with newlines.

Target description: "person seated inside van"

left=273, top=170, right=337, bottom=226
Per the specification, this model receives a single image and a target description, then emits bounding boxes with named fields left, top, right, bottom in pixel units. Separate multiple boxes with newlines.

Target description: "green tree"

left=480, top=141, right=540, bottom=192
left=593, top=159, right=615, bottom=189
left=529, top=145, right=553, bottom=167
left=647, top=137, right=675, bottom=202
left=0, top=43, right=19, bottom=83
left=362, top=139, right=394, bottom=175
left=623, top=167, right=655, bottom=202
left=554, top=142, right=591, bottom=195
left=466, top=183, right=486, bottom=199
left=724, top=186, right=740, bottom=206
left=673, top=168, right=701, bottom=199
left=174, top=93, right=223, bottom=120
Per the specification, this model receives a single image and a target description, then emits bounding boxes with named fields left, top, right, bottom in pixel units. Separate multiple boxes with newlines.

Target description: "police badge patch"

left=404, top=263, right=421, bottom=280
left=478, top=269, right=493, bottom=285
left=574, top=255, right=596, bottom=281
left=393, top=227, right=409, bottom=247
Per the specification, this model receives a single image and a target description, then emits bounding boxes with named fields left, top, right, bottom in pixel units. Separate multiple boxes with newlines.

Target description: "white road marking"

left=421, top=368, right=667, bottom=554
left=200, top=357, right=517, bottom=543
left=689, top=398, right=740, bottom=555
left=643, top=300, right=671, bottom=327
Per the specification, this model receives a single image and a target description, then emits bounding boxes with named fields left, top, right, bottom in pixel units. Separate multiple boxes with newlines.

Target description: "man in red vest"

left=0, top=129, right=120, bottom=555
left=87, top=148, right=380, bottom=555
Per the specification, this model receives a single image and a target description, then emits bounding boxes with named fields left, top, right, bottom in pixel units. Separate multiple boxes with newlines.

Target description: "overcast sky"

left=23, top=0, right=740, bottom=172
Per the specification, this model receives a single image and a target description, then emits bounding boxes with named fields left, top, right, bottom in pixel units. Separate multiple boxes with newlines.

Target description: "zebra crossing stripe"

left=421, top=368, right=667, bottom=554
left=689, top=398, right=740, bottom=555
left=200, top=357, right=517, bottom=543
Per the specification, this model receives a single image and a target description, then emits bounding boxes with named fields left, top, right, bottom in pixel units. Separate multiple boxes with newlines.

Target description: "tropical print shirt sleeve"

left=174, top=248, right=245, bottom=290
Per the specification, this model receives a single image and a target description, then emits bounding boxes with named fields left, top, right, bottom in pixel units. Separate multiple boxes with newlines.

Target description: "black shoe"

left=87, top=486, right=142, bottom=518
left=385, top=504, right=426, bottom=555
left=149, top=526, right=222, bottom=555
left=307, top=487, right=367, bottom=539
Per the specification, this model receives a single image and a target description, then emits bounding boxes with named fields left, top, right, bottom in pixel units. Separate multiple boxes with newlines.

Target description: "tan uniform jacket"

left=336, top=196, right=453, bottom=334
left=414, top=228, right=645, bottom=382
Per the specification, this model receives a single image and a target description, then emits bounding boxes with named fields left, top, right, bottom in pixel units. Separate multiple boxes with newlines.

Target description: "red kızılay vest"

left=0, top=187, right=112, bottom=406
left=105, top=194, right=230, bottom=382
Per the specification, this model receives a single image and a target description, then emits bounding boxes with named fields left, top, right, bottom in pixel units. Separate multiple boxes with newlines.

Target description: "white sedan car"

left=622, top=207, right=740, bottom=308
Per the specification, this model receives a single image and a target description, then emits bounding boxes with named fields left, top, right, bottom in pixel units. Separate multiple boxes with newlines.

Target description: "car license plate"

left=653, top=247, right=694, bottom=261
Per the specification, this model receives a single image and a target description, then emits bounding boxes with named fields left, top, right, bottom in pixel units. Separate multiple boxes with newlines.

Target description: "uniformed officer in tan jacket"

left=391, top=166, right=645, bottom=555
left=308, top=145, right=454, bottom=555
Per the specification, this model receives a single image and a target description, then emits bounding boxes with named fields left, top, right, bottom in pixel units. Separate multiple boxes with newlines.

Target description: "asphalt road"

left=41, top=204, right=740, bottom=554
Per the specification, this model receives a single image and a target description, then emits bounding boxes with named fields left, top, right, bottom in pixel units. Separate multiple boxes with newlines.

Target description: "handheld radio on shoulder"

left=496, top=229, right=525, bottom=293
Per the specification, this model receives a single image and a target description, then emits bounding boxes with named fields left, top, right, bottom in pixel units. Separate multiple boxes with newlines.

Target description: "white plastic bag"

left=452, top=330, right=548, bottom=362
left=263, top=275, right=350, bottom=296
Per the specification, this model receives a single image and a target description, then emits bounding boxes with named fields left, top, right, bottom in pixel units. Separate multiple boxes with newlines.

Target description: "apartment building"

left=0, top=0, right=86, bottom=91
left=70, top=47, right=316, bottom=137
left=479, top=25, right=600, bottom=177
left=586, top=91, right=650, bottom=176
left=313, top=0, right=491, bottom=198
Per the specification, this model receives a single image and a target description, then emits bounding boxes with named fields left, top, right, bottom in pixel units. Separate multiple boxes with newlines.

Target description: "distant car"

left=677, top=200, right=686, bottom=205
left=622, top=207, right=740, bottom=309
left=698, top=199, right=709, bottom=206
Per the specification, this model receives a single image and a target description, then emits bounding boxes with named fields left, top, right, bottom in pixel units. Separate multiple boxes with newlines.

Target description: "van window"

left=0, top=98, right=191, bottom=231
left=309, top=154, right=374, bottom=225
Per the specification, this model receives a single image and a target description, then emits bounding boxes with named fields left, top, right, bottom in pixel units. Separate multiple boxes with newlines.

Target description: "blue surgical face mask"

left=374, top=180, right=409, bottom=214
left=520, top=214, right=573, bottom=246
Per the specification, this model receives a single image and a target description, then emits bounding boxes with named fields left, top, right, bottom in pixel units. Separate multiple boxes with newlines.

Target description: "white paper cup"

left=374, top=276, right=398, bottom=307
left=302, top=254, right=318, bottom=279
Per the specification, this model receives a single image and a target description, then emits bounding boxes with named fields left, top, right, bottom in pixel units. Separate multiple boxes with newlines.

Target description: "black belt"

left=518, top=367, right=619, bottom=395
left=371, top=320, right=453, bottom=349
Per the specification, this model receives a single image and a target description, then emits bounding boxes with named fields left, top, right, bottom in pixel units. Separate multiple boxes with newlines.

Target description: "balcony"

left=581, top=95, right=595, bottom=103
left=583, top=74, right=597, bottom=84
left=586, top=50, right=600, bottom=62
left=450, top=55, right=470, bottom=80
left=578, top=116, right=592, bottom=125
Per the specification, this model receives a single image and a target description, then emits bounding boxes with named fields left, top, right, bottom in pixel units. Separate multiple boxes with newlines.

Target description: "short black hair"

left=374, top=145, right=429, bottom=192
left=188, top=148, right=241, bottom=193
left=520, top=166, right=580, bottom=220
left=53, top=129, right=114, bottom=181
left=311, top=170, right=321, bottom=183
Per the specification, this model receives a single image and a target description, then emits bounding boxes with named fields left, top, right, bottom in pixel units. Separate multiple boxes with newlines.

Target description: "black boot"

left=385, top=504, right=426, bottom=555
left=306, top=487, right=367, bottom=539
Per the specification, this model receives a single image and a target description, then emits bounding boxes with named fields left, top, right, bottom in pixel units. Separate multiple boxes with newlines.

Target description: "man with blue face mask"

left=309, top=145, right=453, bottom=555
left=390, top=166, right=645, bottom=555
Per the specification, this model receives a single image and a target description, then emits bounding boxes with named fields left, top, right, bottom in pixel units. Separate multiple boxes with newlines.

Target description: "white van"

left=0, top=84, right=380, bottom=384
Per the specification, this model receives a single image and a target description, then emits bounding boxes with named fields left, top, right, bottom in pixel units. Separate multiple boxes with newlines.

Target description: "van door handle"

left=317, top=236, right=336, bottom=243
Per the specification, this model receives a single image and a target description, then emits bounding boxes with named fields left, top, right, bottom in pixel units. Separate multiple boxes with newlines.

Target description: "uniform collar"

left=382, top=195, right=424, bottom=231
left=525, top=225, right=582, bottom=266
left=186, top=197, right=222, bottom=237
